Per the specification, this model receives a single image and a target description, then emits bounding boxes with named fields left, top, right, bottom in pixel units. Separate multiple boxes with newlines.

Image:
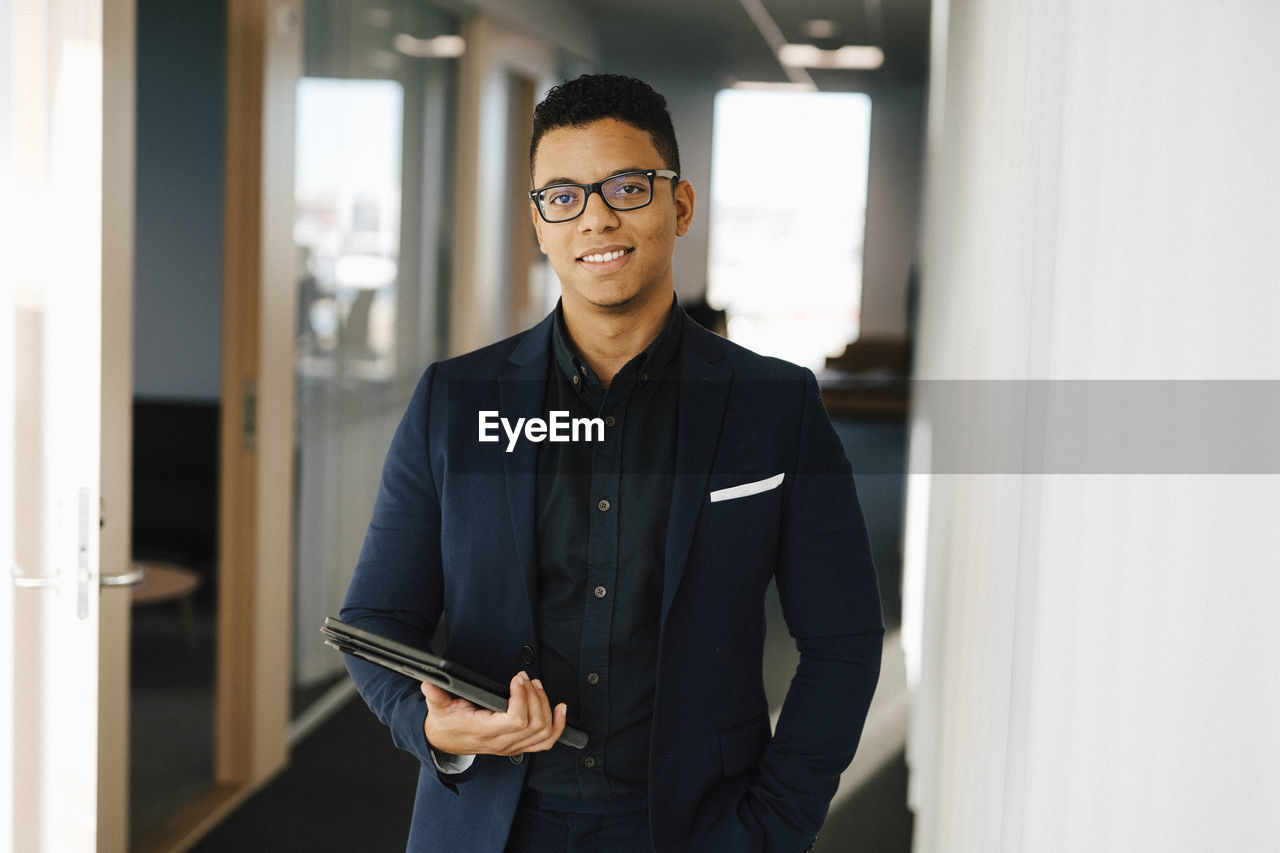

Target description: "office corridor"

left=187, top=415, right=913, bottom=851
left=189, top=653, right=911, bottom=845
left=191, top=690, right=912, bottom=852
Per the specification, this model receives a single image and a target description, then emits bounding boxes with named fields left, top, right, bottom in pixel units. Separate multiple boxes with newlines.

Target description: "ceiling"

left=582, top=0, right=932, bottom=89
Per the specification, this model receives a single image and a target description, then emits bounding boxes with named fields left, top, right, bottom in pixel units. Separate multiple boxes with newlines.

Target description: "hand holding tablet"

left=322, top=617, right=588, bottom=750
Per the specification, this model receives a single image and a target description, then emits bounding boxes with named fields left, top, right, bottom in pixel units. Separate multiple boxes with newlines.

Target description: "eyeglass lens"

left=537, top=172, right=656, bottom=222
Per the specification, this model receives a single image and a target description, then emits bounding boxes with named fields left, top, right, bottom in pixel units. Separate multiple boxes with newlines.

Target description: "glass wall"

left=290, top=0, right=458, bottom=719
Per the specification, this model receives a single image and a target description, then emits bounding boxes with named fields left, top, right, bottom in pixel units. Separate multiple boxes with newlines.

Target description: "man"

left=341, top=73, right=883, bottom=852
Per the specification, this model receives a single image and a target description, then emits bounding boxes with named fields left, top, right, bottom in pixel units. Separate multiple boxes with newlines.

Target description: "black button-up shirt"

left=526, top=301, right=681, bottom=802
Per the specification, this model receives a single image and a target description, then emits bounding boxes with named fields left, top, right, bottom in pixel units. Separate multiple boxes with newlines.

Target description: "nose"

left=577, top=189, right=620, bottom=231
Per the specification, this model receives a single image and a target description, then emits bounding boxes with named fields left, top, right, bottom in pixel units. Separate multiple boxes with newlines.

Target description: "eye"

left=614, top=179, right=647, bottom=196
left=544, top=188, right=581, bottom=208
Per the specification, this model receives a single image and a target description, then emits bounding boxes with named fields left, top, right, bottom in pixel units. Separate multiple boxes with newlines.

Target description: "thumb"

left=420, top=680, right=453, bottom=709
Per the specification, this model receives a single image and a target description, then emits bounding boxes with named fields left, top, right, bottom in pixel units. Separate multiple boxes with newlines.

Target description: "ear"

left=673, top=179, right=695, bottom=237
left=531, top=201, right=547, bottom=252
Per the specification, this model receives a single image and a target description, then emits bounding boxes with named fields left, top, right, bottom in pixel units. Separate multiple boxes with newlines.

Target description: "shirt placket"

left=575, top=384, right=628, bottom=794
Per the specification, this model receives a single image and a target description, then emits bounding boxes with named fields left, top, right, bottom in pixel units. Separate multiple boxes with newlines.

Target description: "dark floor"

left=816, top=751, right=914, bottom=853
left=129, top=589, right=347, bottom=844
left=130, top=590, right=217, bottom=844
left=191, top=693, right=419, bottom=851
left=192, top=690, right=912, bottom=852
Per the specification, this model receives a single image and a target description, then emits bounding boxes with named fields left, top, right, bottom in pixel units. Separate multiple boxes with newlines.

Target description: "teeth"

left=581, top=249, right=627, bottom=263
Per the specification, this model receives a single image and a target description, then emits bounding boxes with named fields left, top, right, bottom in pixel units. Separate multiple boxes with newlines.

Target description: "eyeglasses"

left=529, top=169, right=679, bottom=223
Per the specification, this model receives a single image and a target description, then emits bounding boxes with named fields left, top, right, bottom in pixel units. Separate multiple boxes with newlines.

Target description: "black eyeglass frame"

left=529, top=169, right=680, bottom=223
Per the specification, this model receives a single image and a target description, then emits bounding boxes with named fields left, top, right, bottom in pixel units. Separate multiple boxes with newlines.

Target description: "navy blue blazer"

left=341, top=310, right=883, bottom=852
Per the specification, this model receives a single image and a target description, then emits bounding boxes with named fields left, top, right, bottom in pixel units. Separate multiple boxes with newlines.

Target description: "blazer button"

left=521, top=645, right=535, bottom=665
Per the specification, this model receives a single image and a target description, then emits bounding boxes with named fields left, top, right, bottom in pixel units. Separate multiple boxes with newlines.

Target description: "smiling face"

left=531, top=118, right=695, bottom=319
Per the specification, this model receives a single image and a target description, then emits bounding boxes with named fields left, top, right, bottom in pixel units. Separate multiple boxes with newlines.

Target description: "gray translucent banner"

left=904, top=380, right=1280, bottom=474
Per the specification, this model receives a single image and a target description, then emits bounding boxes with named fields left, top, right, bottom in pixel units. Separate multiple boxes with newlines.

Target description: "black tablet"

left=322, top=616, right=587, bottom=749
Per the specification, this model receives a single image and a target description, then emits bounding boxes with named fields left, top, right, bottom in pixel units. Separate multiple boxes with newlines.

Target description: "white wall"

left=861, top=86, right=925, bottom=339
left=904, top=1, right=1280, bottom=851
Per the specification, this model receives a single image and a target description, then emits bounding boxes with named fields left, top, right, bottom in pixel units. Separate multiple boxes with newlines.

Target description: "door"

left=3, top=0, right=136, bottom=850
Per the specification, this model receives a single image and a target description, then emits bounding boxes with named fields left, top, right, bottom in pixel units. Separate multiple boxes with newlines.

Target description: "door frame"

left=215, top=0, right=300, bottom=794
left=131, top=1, right=302, bottom=849
left=101, top=0, right=138, bottom=848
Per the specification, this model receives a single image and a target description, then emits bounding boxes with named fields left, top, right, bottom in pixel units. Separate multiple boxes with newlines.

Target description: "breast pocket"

left=705, top=472, right=784, bottom=541
left=699, top=475, right=784, bottom=600
left=709, top=472, right=784, bottom=504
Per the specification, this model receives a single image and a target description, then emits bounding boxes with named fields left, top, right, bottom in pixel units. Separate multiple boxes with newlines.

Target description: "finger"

left=512, top=703, right=569, bottom=754
left=420, top=680, right=455, bottom=709
left=498, top=678, right=554, bottom=754
left=549, top=702, right=568, bottom=743
left=505, top=671, right=531, bottom=727
left=517, top=702, right=567, bottom=752
left=527, top=678, right=553, bottom=727
left=514, top=675, right=551, bottom=735
left=476, top=677, right=546, bottom=754
left=509, top=683, right=558, bottom=748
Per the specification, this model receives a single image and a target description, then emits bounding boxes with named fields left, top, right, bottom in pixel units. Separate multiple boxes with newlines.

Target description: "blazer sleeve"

left=744, top=369, right=885, bottom=850
left=339, top=366, right=453, bottom=775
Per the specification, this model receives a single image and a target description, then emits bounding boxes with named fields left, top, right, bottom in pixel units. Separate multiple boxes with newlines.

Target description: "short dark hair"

left=530, top=73, right=681, bottom=180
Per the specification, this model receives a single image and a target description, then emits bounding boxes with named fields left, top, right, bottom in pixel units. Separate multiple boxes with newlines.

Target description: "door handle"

left=12, top=566, right=145, bottom=588
left=11, top=564, right=60, bottom=588
left=101, top=566, right=145, bottom=588
left=12, top=565, right=145, bottom=588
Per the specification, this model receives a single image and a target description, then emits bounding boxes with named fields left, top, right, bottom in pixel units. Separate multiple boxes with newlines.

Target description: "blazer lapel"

left=661, top=319, right=731, bottom=624
left=499, top=314, right=554, bottom=613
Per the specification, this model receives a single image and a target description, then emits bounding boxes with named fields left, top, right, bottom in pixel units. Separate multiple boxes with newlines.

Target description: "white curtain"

left=904, top=1, right=1280, bottom=850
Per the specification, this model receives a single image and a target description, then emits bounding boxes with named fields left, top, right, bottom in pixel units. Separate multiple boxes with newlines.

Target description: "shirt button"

left=597, top=499, right=610, bottom=512
left=584, top=756, right=596, bottom=768
left=604, top=415, right=616, bottom=427
left=594, top=585, right=607, bottom=599
left=587, top=672, right=600, bottom=685
left=572, top=374, right=580, bottom=385
left=521, top=645, right=535, bottom=665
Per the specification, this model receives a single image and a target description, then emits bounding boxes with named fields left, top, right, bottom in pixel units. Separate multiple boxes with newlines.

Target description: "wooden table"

left=131, top=560, right=203, bottom=652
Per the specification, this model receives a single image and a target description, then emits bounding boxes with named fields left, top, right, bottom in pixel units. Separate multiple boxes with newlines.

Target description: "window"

left=295, top=77, right=404, bottom=380
left=707, top=89, right=872, bottom=371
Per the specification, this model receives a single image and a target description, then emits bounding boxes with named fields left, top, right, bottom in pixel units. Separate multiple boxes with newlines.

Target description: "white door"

left=3, top=0, right=136, bottom=850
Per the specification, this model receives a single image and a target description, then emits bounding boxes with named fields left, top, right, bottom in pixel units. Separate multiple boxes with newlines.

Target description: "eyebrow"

left=534, top=166, right=653, bottom=188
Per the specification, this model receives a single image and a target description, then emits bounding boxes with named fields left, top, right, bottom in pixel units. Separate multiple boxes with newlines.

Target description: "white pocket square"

left=709, top=472, right=785, bottom=503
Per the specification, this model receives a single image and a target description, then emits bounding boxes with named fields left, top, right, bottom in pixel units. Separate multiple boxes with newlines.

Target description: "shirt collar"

left=551, top=296, right=683, bottom=393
